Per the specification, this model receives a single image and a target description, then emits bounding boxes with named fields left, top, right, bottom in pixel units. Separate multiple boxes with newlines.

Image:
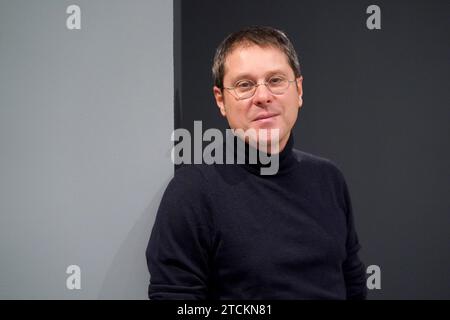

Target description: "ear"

left=213, top=86, right=227, bottom=117
left=296, top=76, right=303, bottom=109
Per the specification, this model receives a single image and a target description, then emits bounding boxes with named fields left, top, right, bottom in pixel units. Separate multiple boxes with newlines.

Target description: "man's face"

left=213, top=44, right=303, bottom=152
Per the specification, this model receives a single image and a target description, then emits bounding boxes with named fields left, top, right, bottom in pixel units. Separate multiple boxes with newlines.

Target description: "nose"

left=252, top=83, right=273, bottom=106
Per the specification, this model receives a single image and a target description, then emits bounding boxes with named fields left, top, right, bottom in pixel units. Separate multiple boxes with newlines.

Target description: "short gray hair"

left=212, top=26, right=301, bottom=89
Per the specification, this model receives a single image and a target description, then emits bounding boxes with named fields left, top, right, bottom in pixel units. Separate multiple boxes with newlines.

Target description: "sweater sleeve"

left=145, top=166, right=214, bottom=300
left=340, top=176, right=368, bottom=300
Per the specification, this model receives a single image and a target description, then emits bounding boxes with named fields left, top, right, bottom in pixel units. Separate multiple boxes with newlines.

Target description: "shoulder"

left=292, top=149, right=353, bottom=215
left=156, top=164, right=214, bottom=224
left=292, top=148, right=347, bottom=185
left=167, top=164, right=211, bottom=195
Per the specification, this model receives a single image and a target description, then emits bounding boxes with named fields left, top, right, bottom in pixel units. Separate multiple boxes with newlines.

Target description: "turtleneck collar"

left=223, top=130, right=298, bottom=176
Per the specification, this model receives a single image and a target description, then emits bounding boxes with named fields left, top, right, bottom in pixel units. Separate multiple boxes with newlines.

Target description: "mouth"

left=252, top=113, right=280, bottom=122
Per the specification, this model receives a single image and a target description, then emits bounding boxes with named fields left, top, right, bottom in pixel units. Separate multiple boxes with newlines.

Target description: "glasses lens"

left=267, top=76, right=289, bottom=94
left=235, top=80, right=256, bottom=99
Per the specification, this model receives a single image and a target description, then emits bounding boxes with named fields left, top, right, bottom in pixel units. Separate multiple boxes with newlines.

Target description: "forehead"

left=223, top=44, right=293, bottom=82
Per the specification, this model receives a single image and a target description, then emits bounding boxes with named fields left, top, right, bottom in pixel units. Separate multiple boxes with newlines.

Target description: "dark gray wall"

left=175, top=0, right=450, bottom=299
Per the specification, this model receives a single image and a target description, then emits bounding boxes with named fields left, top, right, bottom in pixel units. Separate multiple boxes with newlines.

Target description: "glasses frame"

left=223, top=77, right=298, bottom=100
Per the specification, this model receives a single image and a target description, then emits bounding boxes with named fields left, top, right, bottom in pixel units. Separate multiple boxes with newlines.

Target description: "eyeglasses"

left=223, top=76, right=297, bottom=100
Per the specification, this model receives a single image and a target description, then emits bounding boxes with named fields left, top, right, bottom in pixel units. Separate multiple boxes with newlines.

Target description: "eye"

left=235, top=80, right=255, bottom=91
left=268, top=76, right=285, bottom=85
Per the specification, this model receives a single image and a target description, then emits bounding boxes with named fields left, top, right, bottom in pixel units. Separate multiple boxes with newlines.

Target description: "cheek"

left=228, top=102, right=252, bottom=126
left=280, top=105, right=299, bottom=130
left=236, top=102, right=252, bottom=121
left=282, top=96, right=300, bottom=116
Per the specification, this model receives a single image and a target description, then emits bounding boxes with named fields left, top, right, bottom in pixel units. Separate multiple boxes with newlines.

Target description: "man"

left=146, top=26, right=367, bottom=299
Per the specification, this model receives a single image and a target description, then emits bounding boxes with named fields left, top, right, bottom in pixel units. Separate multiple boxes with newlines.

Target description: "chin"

left=254, top=127, right=284, bottom=147
left=232, top=123, right=285, bottom=146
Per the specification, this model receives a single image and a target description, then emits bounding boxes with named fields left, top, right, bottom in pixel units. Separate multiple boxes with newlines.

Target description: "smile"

left=253, top=113, right=279, bottom=122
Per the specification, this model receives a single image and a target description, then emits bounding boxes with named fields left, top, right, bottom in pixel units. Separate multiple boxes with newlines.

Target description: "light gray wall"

left=0, top=0, right=173, bottom=299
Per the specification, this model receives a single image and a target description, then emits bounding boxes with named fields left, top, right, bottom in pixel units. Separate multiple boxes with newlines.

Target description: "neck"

left=234, top=131, right=291, bottom=155
left=223, top=129, right=297, bottom=176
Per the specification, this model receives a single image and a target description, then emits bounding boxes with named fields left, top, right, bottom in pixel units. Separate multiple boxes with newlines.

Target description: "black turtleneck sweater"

left=146, top=132, right=367, bottom=300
